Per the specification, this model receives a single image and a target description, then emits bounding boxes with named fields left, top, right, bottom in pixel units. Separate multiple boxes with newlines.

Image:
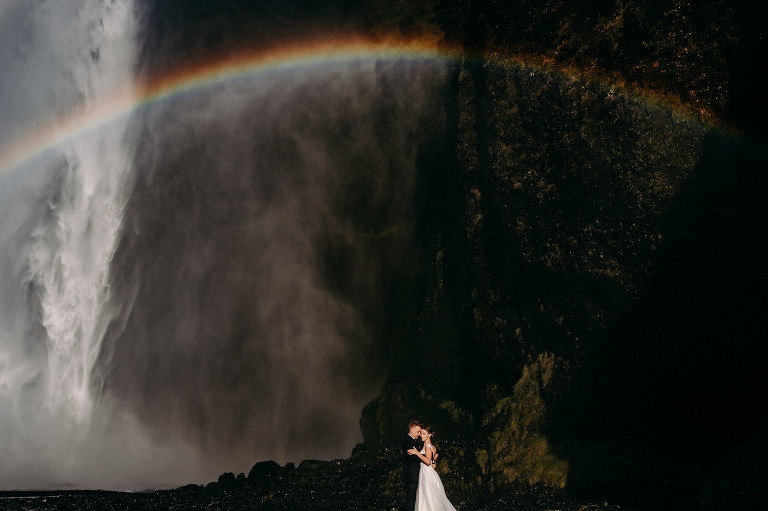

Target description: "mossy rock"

left=477, top=353, right=569, bottom=489
left=360, top=377, right=475, bottom=445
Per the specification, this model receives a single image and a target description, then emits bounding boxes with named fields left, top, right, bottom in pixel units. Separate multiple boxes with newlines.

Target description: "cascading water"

left=1, top=0, right=452, bottom=491
left=0, top=0, right=141, bottom=489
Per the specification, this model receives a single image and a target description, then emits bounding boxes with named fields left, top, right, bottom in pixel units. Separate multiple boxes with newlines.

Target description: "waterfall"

left=0, top=0, right=140, bottom=489
left=1, top=0, right=452, bottom=491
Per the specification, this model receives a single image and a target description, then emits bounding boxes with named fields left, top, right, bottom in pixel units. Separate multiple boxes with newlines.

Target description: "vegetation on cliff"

left=354, top=1, right=768, bottom=510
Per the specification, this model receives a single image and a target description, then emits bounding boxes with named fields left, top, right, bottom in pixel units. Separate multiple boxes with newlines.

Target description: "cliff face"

left=360, top=0, right=767, bottom=136
left=358, top=1, right=768, bottom=509
left=127, top=1, right=766, bottom=507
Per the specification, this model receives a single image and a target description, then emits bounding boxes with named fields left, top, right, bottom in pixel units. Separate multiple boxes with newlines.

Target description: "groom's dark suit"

left=402, top=433, right=423, bottom=511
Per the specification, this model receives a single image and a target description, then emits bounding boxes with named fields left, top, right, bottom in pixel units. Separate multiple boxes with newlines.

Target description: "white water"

left=0, top=0, right=159, bottom=489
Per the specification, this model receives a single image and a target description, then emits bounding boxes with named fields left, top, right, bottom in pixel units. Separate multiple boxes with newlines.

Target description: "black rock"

left=217, top=471, right=237, bottom=487
left=246, top=460, right=281, bottom=484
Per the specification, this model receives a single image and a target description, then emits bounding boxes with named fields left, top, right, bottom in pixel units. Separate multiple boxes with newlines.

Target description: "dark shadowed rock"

left=296, top=459, right=331, bottom=473
left=217, top=471, right=238, bottom=488
left=246, top=460, right=281, bottom=484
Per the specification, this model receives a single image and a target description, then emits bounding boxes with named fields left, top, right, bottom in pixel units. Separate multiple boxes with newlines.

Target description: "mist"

left=0, top=0, right=450, bottom=489
left=96, top=58, right=450, bottom=483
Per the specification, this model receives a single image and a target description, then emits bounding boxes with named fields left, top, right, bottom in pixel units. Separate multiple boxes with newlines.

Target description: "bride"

left=407, top=425, right=457, bottom=511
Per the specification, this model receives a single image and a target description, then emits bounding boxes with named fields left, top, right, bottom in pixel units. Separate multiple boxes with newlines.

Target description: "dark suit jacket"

left=402, top=434, right=424, bottom=482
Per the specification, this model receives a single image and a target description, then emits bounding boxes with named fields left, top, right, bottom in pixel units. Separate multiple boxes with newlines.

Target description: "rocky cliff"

left=356, top=1, right=768, bottom=509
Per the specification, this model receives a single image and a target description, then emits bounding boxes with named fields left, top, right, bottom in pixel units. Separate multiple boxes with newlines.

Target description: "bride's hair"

left=422, top=425, right=435, bottom=437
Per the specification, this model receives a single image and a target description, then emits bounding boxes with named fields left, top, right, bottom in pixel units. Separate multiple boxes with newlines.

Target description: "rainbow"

left=0, top=37, right=458, bottom=177
left=0, top=36, right=716, bottom=177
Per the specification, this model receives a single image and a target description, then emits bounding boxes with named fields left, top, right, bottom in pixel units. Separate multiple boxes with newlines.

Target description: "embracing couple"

left=401, top=420, right=457, bottom=511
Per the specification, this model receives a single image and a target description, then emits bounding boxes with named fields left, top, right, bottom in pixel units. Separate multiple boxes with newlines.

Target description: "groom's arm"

left=402, top=436, right=417, bottom=457
left=403, top=437, right=422, bottom=462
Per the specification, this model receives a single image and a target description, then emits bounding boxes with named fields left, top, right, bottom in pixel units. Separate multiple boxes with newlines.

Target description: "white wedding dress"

left=414, top=443, right=457, bottom=511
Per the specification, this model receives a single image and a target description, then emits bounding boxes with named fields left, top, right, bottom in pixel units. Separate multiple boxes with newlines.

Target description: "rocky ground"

left=0, top=446, right=631, bottom=511
left=0, top=485, right=624, bottom=511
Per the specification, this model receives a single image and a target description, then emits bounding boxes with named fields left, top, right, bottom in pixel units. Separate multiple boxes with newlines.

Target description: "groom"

left=402, top=420, right=423, bottom=511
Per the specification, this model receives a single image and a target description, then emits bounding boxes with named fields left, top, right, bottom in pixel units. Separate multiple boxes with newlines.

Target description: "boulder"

left=246, top=460, right=282, bottom=484
left=216, top=472, right=237, bottom=488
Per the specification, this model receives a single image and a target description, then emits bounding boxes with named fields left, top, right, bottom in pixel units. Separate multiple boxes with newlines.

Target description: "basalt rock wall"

left=358, top=2, right=768, bottom=509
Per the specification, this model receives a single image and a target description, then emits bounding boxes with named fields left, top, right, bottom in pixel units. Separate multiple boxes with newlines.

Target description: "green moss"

left=475, top=449, right=489, bottom=474
left=439, top=399, right=473, bottom=428
left=479, top=353, right=569, bottom=488
left=360, top=375, right=475, bottom=444
left=385, top=468, right=401, bottom=488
